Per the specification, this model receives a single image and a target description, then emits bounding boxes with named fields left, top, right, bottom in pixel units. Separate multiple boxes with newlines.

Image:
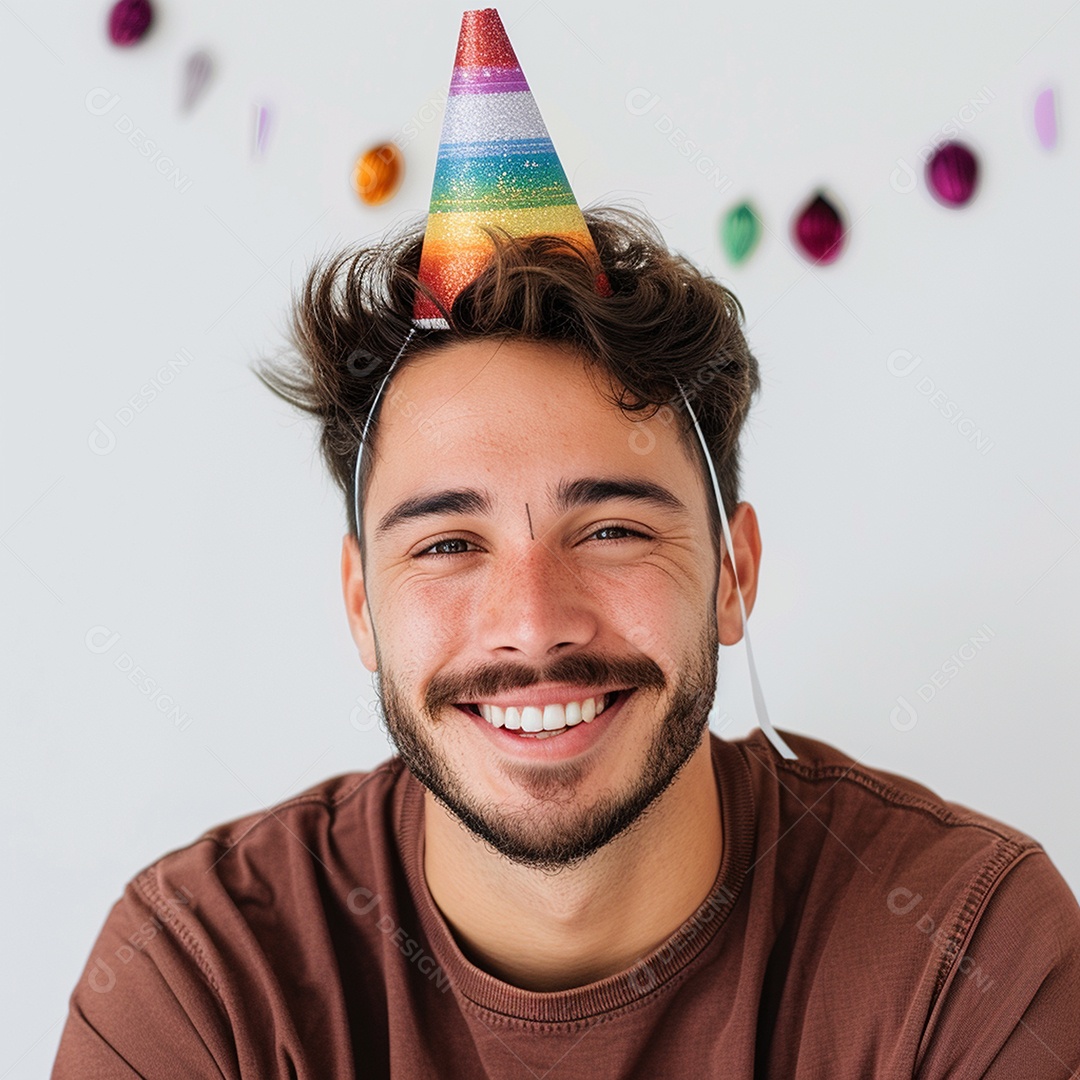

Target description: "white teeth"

left=520, top=706, right=544, bottom=732
left=474, top=693, right=614, bottom=734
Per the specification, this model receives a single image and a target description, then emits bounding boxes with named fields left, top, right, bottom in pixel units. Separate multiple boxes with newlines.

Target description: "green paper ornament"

left=722, top=202, right=761, bottom=264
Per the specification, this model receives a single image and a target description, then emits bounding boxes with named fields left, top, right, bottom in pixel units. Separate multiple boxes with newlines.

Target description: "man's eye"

left=417, top=537, right=477, bottom=558
left=589, top=525, right=653, bottom=543
left=415, top=526, right=653, bottom=559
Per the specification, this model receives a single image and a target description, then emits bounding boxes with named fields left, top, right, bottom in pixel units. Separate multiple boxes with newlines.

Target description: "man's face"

left=349, top=338, right=725, bottom=871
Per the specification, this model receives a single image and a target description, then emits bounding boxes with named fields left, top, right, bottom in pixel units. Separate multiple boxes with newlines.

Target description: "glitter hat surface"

left=413, top=8, right=608, bottom=328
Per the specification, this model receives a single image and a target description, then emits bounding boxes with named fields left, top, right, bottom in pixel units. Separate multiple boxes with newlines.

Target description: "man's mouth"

left=455, top=689, right=635, bottom=739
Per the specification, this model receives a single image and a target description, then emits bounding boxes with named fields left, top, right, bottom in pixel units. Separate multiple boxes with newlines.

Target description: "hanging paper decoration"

left=1034, top=88, right=1058, bottom=149
left=352, top=142, right=405, bottom=206
left=107, top=0, right=153, bottom=46
left=722, top=202, right=761, bottom=264
left=925, top=141, right=979, bottom=207
left=253, top=104, right=272, bottom=157
left=792, top=192, right=845, bottom=264
left=181, top=51, right=213, bottom=114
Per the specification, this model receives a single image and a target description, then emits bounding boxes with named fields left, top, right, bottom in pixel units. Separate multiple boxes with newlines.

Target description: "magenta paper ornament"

left=925, top=142, right=979, bottom=207
left=108, top=0, right=153, bottom=46
left=792, top=192, right=845, bottom=264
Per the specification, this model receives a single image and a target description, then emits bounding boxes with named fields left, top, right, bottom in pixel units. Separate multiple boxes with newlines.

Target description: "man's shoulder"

left=718, top=727, right=1080, bottom=1071
left=56, top=759, right=417, bottom=1073
left=725, top=725, right=1041, bottom=852
left=127, top=755, right=409, bottom=916
left=716, top=725, right=1063, bottom=951
left=197, top=757, right=405, bottom=853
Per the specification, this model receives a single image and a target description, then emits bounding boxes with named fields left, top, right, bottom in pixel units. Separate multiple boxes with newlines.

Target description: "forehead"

left=381, top=336, right=674, bottom=442
left=390, top=337, right=616, bottom=418
left=366, top=336, right=701, bottom=515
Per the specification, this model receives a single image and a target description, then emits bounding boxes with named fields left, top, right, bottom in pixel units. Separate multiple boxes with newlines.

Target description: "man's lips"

left=456, top=689, right=621, bottom=719
left=452, top=688, right=637, bottom=755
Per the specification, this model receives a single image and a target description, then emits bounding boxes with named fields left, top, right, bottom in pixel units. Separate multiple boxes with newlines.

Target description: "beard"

left=370, top=616, right=719, bottom=873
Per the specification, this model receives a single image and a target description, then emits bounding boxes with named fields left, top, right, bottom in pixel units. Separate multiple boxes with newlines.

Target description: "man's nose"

left=472, top=536, right=601, bottom=657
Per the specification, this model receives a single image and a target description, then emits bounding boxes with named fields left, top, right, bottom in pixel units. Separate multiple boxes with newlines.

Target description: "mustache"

left=426, top=652, right=668, bottom=711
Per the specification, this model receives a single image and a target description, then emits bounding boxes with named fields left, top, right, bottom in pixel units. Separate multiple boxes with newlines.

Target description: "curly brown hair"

left=252, top=205, right=761, bottom=570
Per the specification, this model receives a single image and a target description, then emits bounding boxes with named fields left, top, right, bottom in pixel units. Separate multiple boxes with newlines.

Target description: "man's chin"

left=420, top=753, right=686, bottom=872
left=433, top=791, right=649, bottom=872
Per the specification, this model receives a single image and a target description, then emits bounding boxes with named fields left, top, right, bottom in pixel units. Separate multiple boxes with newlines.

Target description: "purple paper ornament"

left=253, top=104, right=272, bottom=157
left=925, top=142, right=979, bottom=207
left=108, top=0, right=153, bottom=46
left=182, top=50, right=213, bottom=114
left=792, top=192, right=846, bottom=264
left=1034, top=88, right=1058, bottom=150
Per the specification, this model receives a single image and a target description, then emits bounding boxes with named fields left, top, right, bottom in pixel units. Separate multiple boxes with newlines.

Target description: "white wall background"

left=2, top=0, right=1078, bottom=1071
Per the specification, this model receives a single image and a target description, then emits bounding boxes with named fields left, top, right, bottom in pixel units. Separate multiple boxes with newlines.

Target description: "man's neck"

left=422, top=735, right=722, bottom=991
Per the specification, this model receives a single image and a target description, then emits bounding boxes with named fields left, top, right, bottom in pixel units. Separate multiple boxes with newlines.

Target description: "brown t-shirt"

left=53, top=729, right=1080, bottom=1078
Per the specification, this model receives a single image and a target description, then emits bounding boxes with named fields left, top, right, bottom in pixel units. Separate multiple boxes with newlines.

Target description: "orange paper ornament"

left=352, top=143, right=404, bottom=206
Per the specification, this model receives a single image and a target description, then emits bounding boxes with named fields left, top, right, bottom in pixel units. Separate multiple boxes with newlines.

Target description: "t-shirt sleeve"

left=915, top=849, right=1080, bottom=1079
left=51, top=880, right=239, bottom=1079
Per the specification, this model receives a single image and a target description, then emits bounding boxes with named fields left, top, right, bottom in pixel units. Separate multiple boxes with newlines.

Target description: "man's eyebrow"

left=374, top=476, right=689, bottom=541
left=554, top=476, right=689, bottom=518
left=375, top=488, right=493, bottom=540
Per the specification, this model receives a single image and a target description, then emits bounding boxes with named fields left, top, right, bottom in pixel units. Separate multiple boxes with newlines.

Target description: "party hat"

left=412, top=8, right=610, bottom=328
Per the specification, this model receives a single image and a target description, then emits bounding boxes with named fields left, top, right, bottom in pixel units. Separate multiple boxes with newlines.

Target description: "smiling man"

left=347, top=332, right=732, bottom=992
left=53, top=204, right=1080, bottom=1079
left=53, top=8, right=1080, bottom=1080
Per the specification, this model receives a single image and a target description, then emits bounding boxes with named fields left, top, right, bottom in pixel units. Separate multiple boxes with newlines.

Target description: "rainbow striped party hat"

left=413, top=8, right=610, bottom=329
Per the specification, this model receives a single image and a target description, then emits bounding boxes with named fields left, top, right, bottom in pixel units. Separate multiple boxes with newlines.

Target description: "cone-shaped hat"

left=413, top=8, right=609, bottom=328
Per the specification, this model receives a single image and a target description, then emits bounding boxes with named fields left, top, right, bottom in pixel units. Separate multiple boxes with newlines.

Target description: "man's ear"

left=716, top=501, right=762, bottom=647
left=341, top=533, right=378, bottom=672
